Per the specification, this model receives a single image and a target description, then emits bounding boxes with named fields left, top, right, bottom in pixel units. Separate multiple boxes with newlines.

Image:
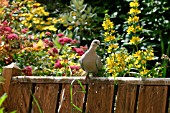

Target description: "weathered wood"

left=2, top=63, right=21, bottom=93
left=6, top=83, right=32, bottom=113
left=32, top=84, right=60, bottom=113
left=58, top=84, right=86, bottom=113
left=138, top=85, right=168, bottom=113
left=86, top=83, right=114, bottom=113
left=115, top=84, right=138, bottom=113
left=12, top=76, right=170, bottom=85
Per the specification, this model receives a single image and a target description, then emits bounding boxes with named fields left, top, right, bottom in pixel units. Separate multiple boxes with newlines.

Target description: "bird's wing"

left=96, top=55, right=103, bottom=70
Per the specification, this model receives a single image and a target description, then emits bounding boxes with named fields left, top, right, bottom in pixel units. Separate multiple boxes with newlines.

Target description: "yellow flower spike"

left=130, top=36, right=140, bottom=44
left=129, top=1, right=139, bottom=7
left=104, top=35, right=116, bottom=42
left=128, top=8, right=141, bottom=15
left=127, top=25, right=136, bottom=34
left=102, top=18, right=114, bottom=30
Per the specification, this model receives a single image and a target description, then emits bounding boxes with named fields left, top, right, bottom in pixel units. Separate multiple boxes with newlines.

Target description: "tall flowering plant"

left=103, top=0, right=163, bottom=77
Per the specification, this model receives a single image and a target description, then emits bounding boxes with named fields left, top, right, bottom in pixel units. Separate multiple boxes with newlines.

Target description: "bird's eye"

left=94, top=41, right=98, bottom=44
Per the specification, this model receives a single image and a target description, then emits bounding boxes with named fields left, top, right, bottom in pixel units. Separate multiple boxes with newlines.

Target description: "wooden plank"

left=115, top=84, right=138, bottom=113
left=6, top=83, right=32, bottom=113
left=58, top=84, right=86, bottom=113
left=138, top=86, right=168, bottom=113
left=32, top=84, right=60, bottom=113
left=85, top=83, right=114, bottom=113
left=12, top=76, right=170, bottom=85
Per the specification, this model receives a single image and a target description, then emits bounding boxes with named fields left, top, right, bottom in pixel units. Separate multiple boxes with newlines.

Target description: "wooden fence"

left=1, top=63, right=170, bottom=113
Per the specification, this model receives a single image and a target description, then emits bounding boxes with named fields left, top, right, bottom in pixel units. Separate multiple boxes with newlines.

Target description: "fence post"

left=2, top=63, right=21, bottom=94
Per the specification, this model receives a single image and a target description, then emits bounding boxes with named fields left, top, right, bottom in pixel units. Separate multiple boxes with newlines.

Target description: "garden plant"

left=0, top=0, right=170, bottom=112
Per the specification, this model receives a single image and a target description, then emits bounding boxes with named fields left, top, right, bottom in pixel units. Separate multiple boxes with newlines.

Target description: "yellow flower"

left=52, top=18, right=58, bottom=24
left=128, top=8, right=141, bottom=14
left=104, top=32, right=109, bottom=36
left=104, top=35, right=115, bottom=42
left=130, top=36, right=140, bottom=44
left=140, top=69, right=150, bottom=76
left=133, top=50, right=142, bottom=60
left=129, top=1, right=139, bottom=7
left=141, top=60, right=146, bottom=64
left=67, top=26, right=73, bottom=30
left=107, top=44, right=118, bottom=53
left=26, top=14, right=33, bottom=21
left=136, top=25, right=142, bottom=31
left=127, top=16, right=139, bottom=24
left=42, top=25, right=57, bottom=31
left=102, top=19, right=114, bottom=30
left=127, top=25, right=136, bottom=34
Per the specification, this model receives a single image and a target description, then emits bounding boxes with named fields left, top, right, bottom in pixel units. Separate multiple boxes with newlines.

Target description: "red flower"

left=4, top=27, right=12, bottom=32
left=70, top=65, right=80, bottom=70
left=72, top=47, right=85, bottom=56
left=70, top=39, right=80, bottom=45
left=57, top=33, right=64, bottom=38
left=43, top=39, right=54, bottom=48
left=48, top=48, right=58, bottom=56
left=54, top=60, right=63, bottom=68
left=22, top=66, right=32, bottom=76
left=21, top=28, right=28, bottom=33
left=7, top=33, right=18, bottom=40
left=58, top=37, right=72, bottom=45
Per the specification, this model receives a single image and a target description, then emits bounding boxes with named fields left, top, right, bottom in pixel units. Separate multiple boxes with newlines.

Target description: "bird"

left=79, top=39, right=103, bottom=79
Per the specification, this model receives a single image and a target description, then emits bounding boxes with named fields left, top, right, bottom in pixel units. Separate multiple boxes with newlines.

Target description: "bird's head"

left=90, top=39, right=100, bottom=50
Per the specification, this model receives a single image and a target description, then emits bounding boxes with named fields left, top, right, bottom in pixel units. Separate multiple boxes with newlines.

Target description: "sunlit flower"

left=129, top=1, right=139, bottom=7
left=127, top=16, right=139, bottom=24
left=130, top=36, right=140, bottom=44
left=128, top=8, right=141, bottom=14
left=104, top=35, right=116, bottom=42
left=102, top=19, right=114, bottom=30
left=127, top=25, right=136, bottom=34
left=7, top=33, right=19, bottom=40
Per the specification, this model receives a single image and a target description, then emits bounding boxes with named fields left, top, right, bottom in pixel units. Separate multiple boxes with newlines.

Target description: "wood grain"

left=6, top=83, right=32, bottom=113
left=58, top=84, right=86, bottom=113
left=138, top=85, right=168, bottom=113
left=12, top=76, right=170, bottom=85
left=32, top=84, right=60, bottom=113
left=85, top=83, right=114, bottom=113
left=115, top=84, right=138, bottom=113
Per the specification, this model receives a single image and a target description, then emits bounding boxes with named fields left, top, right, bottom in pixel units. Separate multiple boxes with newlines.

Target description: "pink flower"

left=70, top=65, right=80, bottom=70
left=58, top=37, right=72, bottom=45
left=80, top=45, right=88, bottom=51
left=57, top=33, right=64, bottom=38
left=54, top=60, right=63, bottom=68
left=72, top=47, right=85, bottom=56
left=43, top=39, right=54, bottom=48
left=2, top=21, right=8, bottom=25
left=48, top=48, right=58, bottom=56
left=45, top=31, right=51, bottom=36
left=4, top=27, right=12, bottom=32
left=21, top=28, right=28, bottom=33
left=22, top=66, right=32, bottom=76
left=7, top=33, right=18, bottom=40
left=70, top=39, right=80, bottom=45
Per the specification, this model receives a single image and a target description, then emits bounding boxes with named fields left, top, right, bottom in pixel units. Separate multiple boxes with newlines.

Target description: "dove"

left=79, top=39, right=103, bottom=78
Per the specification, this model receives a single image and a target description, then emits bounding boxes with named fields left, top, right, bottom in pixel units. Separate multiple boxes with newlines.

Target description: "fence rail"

left=1, top=63, right=170, bottom=113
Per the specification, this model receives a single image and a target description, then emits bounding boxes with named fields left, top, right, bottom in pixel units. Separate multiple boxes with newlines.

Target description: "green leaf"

left=0, top=93, right=7, bottom=107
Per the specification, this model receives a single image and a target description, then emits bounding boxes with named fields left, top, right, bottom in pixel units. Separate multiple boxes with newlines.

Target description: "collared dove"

left=79, top=39, right=103, bottom=78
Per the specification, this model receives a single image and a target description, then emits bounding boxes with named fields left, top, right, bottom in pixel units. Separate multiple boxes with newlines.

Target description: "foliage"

left=11, top=0, right=57, bottom=32
left=0, top=0, right=86, bottom=76
left=103, top=0, right=163, bottom=77
left=58, top=0, right=103, bottom=44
